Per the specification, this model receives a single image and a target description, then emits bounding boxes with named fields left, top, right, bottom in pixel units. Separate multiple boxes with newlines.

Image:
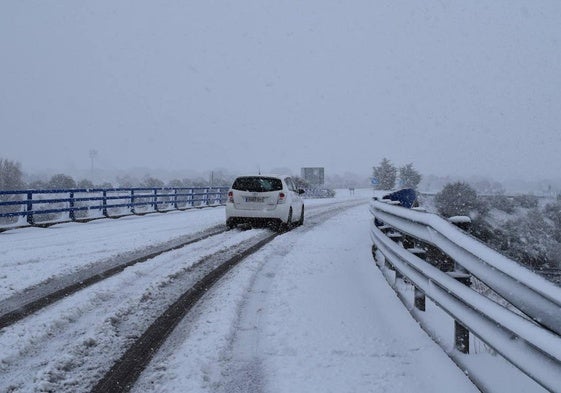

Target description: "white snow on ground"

left=132, top=205, right=478, bottom=393
left=0, top=208, right=225, bottom=300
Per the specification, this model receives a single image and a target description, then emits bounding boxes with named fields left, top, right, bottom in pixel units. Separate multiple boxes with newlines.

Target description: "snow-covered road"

left=0, top=192, right=479, bottom=392
left=132, top=203, right=477, bottom=393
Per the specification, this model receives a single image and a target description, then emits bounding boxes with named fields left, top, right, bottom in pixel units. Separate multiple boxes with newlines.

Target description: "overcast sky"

left=1, top=1, right=560, bottom=181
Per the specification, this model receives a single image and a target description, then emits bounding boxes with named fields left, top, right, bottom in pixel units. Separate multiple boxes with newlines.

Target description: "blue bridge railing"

left=0, top=187, right=229, bottom=229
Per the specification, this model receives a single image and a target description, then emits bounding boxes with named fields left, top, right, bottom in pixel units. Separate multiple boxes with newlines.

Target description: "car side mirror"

left=298, top=189, right=305, bottom=194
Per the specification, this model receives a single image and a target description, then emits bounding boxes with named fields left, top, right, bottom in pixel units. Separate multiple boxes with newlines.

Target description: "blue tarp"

left=382, top=188, right=418, bottom=208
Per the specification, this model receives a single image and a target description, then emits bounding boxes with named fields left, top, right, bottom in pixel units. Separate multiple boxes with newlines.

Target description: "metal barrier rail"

left=369, top=198, right=561, bottom=392
left=0, top=187, right=228, bottom=227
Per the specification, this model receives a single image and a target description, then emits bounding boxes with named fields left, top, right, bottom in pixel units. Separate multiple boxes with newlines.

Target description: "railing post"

left=455, top=322, right=470, bottom=354
left=204, top=188, right=209, bottom=206
left=130, top=190, right=135, bottom=214
left=102, top=190, right=108, bottom=217
left=26, top=191, right=34, bottom=225
left=447, top=216, right=472, bottom=353
left=409, top=247, right=427, bottom=312
left=153, top=189, right=159, bottom=211
left=69, top=192, right=75, bottom=221
left=453, top=273, right=471, bottom=354
left=414, top=287, right=426, bottom=312
left=216, top=188, right=222, bottom=204
left=173, top=189, right=178, bottom=209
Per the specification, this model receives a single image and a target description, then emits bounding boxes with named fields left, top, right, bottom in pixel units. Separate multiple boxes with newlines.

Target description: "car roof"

left=235, top=174, right=288, bottom=180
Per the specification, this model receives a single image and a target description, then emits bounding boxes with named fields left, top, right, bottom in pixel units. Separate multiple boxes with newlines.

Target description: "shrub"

left=434, top=182, right=478, bottom=218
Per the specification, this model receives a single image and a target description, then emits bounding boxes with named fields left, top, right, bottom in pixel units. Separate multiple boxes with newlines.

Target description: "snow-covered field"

left=0, top=189, right=536, bottom=392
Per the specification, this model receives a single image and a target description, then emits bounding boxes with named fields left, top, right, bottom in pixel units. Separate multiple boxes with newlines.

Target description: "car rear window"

left=232, top=177, right=283, bottom=192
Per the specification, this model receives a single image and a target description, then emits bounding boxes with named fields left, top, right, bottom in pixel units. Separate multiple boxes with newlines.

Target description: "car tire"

left=280, top=208, right=293, bottom=232
left=226, top=218, right=235, bottom=230
left=297, top=205, right=304, bottom=226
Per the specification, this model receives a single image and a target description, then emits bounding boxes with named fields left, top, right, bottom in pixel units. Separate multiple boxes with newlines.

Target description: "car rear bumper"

left=225, top=203, right=290, bottom=222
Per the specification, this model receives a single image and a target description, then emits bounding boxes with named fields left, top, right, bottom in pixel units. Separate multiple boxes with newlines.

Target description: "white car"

left=225, top=175, right=305, bottom=231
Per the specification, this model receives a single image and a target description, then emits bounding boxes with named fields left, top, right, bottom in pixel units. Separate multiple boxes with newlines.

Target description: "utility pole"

left=89, top=149, right=98, bottom=179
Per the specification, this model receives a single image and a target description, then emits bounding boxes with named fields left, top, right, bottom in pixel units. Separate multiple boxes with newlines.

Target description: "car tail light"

left=228, top=191, right=234, bottom=203
left=277, top=192, right=286, bottom=204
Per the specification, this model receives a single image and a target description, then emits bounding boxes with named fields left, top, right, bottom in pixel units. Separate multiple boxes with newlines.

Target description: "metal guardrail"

left=369, top=198, right=561, bottom=392
left=0, top=187, right=229, bottom=229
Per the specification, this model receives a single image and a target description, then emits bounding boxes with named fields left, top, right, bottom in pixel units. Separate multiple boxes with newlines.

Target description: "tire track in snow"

left=0, top=229, right=268, bottom=393
left=0, top=225, right=228, bottom=329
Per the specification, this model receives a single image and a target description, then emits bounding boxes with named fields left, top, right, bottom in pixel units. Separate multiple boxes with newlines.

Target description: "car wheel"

left=226, top=218, right=235, bottom=230
left=297, top=206, right=304, bottom=226
left=281, top=208, right=293, bottom=232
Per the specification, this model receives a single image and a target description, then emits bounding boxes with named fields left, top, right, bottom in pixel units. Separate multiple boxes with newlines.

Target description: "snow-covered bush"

left=513, top=194, right=539, bottom=209
left=426, top=188, right=561, bottom=270
left=544, top=200, right=561, bottom=243
left=487, top=195, right=515, bottom=214
left=434, top=182, right=479, bottom=218
left=501, top=209, right=560, bottom=268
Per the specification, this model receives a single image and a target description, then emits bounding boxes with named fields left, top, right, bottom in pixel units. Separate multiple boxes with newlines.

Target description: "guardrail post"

left=188, top=189, right=193, bottom=207
left=409, top=247, right=427, bottom=311
left=130, top=190, right=136, bottom=214
left=204, top=188, right=209, bottom=206
left=446, top=214, right=472, bottom=352
left=102, top=190, right=108, bottom=217
left=387, top=230, right=403, bottom=277
left=451, top=271, right=471, bottom=353
left=173, top=189, right=178, bottom=209
left=69, top=192, right=75, bottom=221
left=26, top=192, right=34, bottom=225
left=448, top=216, right=471, bottom=353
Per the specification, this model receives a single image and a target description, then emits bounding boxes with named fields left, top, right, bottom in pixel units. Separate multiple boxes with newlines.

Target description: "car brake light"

left=277, top=192, right=286, bottom=204
left=228, top=191, right=234, bottom=203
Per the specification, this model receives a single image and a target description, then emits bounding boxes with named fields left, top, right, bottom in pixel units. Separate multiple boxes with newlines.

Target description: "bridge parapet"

left=0, top=187, right=229, bottom=230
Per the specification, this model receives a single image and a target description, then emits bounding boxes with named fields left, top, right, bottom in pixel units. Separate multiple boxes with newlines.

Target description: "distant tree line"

left=0, top=158, right=243, bottom=192
left=0, top=158, right=328, bottom=193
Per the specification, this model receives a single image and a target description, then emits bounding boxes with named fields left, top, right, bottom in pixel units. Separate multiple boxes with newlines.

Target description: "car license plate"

left=245, top=196, right=265, bottom=202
